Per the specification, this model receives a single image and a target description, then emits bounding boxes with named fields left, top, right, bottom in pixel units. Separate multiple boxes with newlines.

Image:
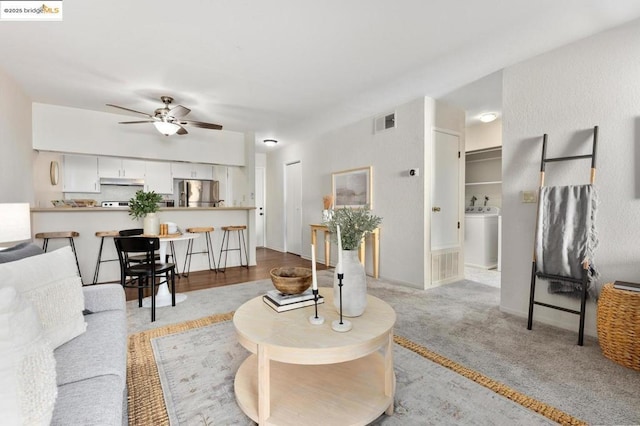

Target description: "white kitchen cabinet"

left=98, top=157, right=146, bottom=179
left=171, top=162, right=213, bottom=180
left=213, top=165, right=229, bottom=204
left=145, top=161, right=173, bottom=194
left=63, top=155, right=99, bottom=193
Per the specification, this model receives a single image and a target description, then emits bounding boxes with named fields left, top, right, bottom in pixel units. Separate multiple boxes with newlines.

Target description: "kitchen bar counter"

left=30, top=206, right=256, bottom=284
left=31, top=206, right=256, bottom=212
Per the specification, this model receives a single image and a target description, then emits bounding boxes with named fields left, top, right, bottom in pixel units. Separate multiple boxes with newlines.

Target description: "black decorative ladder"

left=527, top=126, right=598, bottom=346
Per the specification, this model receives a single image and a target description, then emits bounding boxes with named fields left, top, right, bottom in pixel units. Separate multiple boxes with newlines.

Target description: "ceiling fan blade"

left=176, top=125, right=188, bottom=135
left=118, top=120, right=156, bottom=124
left=106, top=104, right=153, bottom=118
left=169, top=105, right=191, bottom=118
left=181, top=119, right=223, bottom=130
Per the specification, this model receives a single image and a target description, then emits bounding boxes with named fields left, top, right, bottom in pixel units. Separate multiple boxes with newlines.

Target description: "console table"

left=310, top=224, right=380, bottom=278
left=233, top=289, right=396, bottom=425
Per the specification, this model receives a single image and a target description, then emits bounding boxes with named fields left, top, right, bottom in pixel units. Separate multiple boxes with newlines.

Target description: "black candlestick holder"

left=332, top=273, right=352, bottom=332
left=308, top=288, right=324, bottom=325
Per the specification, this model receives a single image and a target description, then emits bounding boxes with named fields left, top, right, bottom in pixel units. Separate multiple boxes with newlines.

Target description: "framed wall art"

left=332, top=166, right=372, bottom=209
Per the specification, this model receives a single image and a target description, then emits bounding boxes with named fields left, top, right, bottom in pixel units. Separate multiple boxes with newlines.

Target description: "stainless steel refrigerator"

left=179, top=180, right=220, bottom=207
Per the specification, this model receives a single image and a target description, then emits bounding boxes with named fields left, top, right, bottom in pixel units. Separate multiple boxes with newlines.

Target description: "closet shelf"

left=465, top=156, right=501, bottom=164
left=465, top=181, right=502, bottom=186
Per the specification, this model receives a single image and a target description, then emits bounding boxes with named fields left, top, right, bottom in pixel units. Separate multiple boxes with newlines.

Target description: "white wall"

left=32, top=103, right=246, bottom=166
left=266, top=97, right=464, bottom=288
left=466, top=118, right=502, bottom=152
left=0, top=68, right=33, bottom=203
left=32, top=151, right=64, bottom=207
left=502, top=19, right=640, bottom=337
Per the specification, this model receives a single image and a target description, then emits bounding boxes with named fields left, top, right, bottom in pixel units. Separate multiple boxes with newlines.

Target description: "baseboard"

left=499, top=305, right=597, bottom=339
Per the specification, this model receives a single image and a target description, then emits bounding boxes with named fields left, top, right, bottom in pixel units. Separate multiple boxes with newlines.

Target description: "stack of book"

left=263, top=289, right=324, bottom=312
left=613, top=281, right=640, bottom=292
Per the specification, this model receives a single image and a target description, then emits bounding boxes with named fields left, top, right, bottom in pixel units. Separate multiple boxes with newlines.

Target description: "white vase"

left=143, top=213, right=160, bottom=235
left=333, top=249, right=367, bottom=317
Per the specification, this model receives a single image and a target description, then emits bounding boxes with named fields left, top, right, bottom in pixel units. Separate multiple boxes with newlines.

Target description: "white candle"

left=337, top=225, right=343, bottom=274
left=311, top=243, right=318, bottom=290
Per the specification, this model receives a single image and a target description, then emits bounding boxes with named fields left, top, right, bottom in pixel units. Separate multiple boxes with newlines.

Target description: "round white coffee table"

left=141, top=232, right=200, bottom=308
left=233, top=289, right=396, bottom=425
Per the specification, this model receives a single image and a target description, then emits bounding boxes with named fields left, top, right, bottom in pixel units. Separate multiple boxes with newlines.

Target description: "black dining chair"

left=117, top=228, right=180, bottom=275
left=114, top=236, right=176, bottom=322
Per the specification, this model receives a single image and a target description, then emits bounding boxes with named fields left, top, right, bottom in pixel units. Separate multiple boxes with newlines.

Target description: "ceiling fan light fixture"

left=153, top=121, right=181, bottom=136
left=479, top=112, right=498, bottom=123
left=263, top=139, right=278, bottom=147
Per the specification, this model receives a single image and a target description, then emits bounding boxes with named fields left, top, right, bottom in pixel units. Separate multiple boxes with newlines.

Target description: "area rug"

left=127, top=313, right=585, bottom=426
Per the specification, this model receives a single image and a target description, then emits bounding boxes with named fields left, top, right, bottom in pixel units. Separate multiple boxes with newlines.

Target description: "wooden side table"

left=233, top=290, right=396, bottom=425
left=310, top=224, right=380, bottom=278
left=596, top=283, right=640, bottom=371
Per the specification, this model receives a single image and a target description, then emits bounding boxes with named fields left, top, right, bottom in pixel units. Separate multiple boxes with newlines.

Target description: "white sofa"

left=51, top=284, right=127, bottom=425
left=0, top=243, right=127, bottom=425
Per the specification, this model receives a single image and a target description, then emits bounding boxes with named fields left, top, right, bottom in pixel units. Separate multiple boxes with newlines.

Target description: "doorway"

left=285, top=161, right=302, bottom=255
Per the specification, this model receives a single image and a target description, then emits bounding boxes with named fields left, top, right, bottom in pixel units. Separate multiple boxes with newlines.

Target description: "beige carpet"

left=127, top=312, right=584, bottom=426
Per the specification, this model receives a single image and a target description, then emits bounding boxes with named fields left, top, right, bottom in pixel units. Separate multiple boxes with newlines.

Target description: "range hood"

left=99, top=177, right=145, bottom=186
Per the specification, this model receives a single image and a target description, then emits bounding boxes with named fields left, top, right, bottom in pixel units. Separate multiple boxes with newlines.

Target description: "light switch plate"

left=521, top=190, right=537, bottom=203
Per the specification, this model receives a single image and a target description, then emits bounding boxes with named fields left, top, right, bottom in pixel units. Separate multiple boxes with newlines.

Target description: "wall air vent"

left=374, top=112, right=396, bottom=133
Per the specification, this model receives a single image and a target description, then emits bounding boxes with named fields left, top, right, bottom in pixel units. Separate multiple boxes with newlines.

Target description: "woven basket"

left=596, top=283, right=640, bottom=371
left=269, top=267, right=312, bottom=295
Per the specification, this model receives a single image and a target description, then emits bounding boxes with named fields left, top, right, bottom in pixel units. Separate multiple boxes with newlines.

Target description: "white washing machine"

left=464, top=206, right=500, bottom=269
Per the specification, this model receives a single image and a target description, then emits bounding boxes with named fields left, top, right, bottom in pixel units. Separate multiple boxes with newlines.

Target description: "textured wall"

left=466, top=118, right=502, bottom=152
left=502, top=19, right=640, bottom=336
left=266, top=98, right=427, bottom=286
left=266, top=97, right=464, bottom=288
left=0, top=68, right=33, bottom=203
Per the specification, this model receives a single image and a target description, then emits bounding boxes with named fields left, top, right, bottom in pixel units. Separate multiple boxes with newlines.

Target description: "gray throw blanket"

left=535, top=184, right=599, bottom=299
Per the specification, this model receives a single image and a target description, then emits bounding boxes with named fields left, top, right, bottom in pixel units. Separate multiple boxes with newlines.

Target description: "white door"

left=285, top=162, right=302, bottom=255
left=431, top=130, right=460, bottom=249
left=255, top=167, right=266, bottom=247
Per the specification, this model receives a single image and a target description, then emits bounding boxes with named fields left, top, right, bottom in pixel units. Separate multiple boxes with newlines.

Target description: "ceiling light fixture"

left=263, top=139, right=278, bottom=147
left=479, top=113, right=498, bottom=123
left=153, top=121, right=181, bottom=136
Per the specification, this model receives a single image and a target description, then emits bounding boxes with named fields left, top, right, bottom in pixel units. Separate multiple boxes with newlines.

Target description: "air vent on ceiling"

left=374, top=112, right=396, bottom=133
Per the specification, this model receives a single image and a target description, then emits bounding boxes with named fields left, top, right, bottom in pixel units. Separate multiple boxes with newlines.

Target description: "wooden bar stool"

left=35, top=231, right=82, bottom=278
left=217, top=225, right=249, bottom=273
left=182, top=227, right=217, bottom=277
left=92, top=230, right=119, bottom=284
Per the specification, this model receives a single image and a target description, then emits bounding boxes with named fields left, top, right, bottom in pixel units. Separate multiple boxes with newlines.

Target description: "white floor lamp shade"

left=0, top=203, right=31, bottom=245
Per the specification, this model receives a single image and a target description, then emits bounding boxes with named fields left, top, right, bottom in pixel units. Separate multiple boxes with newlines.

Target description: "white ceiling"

left=2, top=1, right=640, bottom=152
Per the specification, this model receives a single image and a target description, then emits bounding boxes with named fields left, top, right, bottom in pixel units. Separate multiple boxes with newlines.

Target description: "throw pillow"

left=0, top=242, right=44, bottom=264
left=0, top=287, right=57, bottom=425
left=0, top=246, right=86, bottom=348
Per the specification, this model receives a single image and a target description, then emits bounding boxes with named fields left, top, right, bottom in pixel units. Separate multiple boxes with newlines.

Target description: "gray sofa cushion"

left=0, top=242, right=43, bottom=263
left=51, top=375, right=124, bottom=426
left=83, top=284, right=126, bottom=313
left=54, top=309, right=126, bottom=387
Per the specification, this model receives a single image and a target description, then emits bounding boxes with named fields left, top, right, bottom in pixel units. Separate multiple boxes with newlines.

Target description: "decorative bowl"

left=270, top=267, right=313, bottom=295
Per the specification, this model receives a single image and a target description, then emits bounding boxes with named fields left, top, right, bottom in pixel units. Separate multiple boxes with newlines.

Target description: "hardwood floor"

left=124, top=247, right=328, bottom=301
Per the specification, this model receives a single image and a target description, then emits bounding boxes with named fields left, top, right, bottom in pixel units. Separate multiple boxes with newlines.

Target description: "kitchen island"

left=30, top=206, right=256, bottom=284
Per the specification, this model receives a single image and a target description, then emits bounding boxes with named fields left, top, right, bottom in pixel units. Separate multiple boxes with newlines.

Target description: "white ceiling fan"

left=106, top=96, right=223, bottom=136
